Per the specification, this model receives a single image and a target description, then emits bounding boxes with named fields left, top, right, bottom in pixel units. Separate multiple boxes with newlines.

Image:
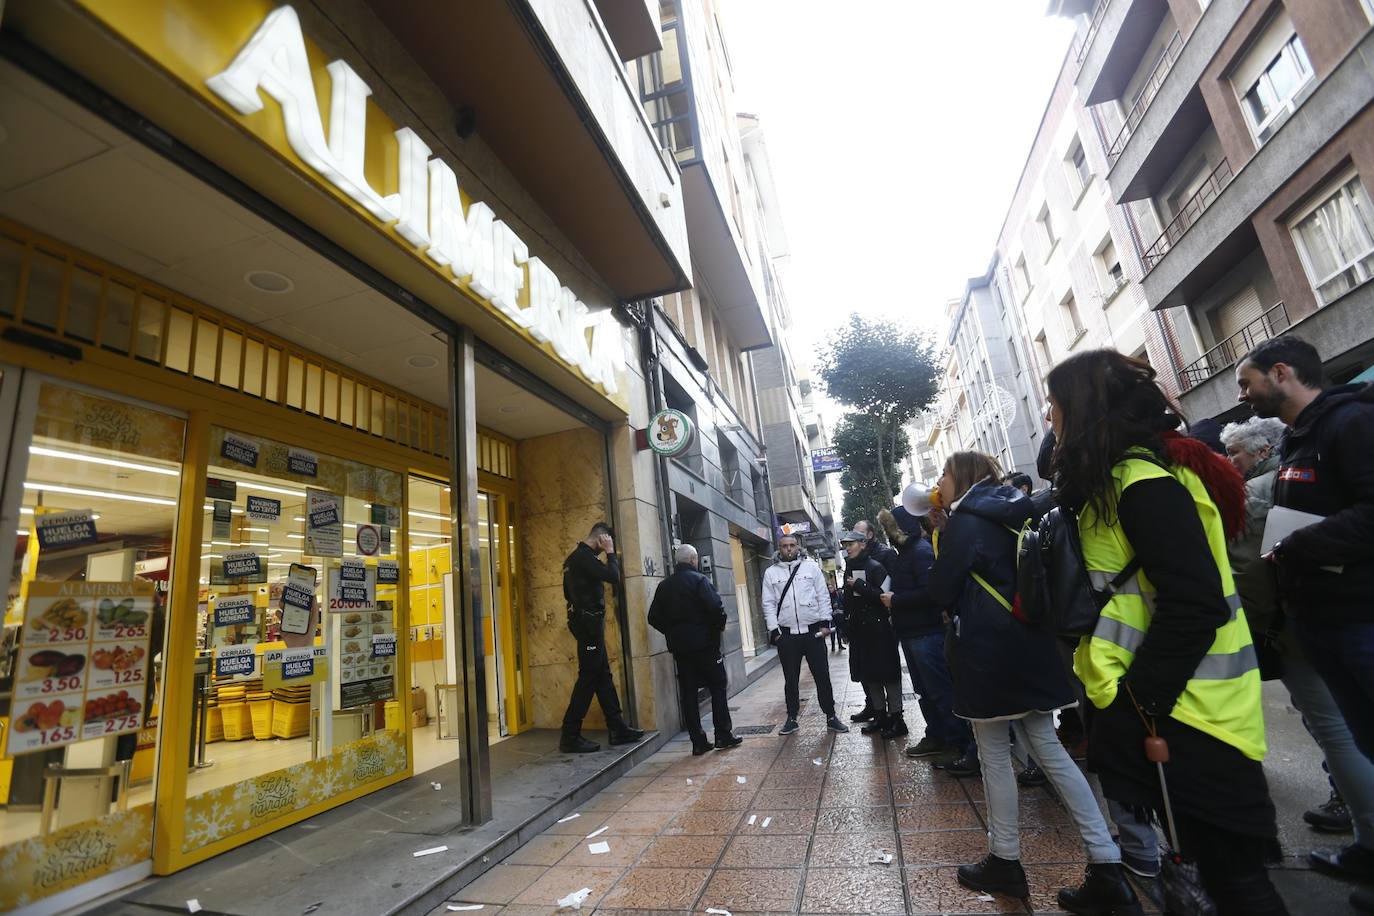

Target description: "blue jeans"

left=1295, top=616, right=1374, bottom=766
left=973, top=713, right=1120, bottom=863
left=901, top=633, right=969, bottom=750
left=1282, top=626, right=1374, bottom=846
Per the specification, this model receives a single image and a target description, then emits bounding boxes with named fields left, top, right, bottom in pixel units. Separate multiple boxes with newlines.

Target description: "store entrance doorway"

left=0, top=368, right=186, bottom=911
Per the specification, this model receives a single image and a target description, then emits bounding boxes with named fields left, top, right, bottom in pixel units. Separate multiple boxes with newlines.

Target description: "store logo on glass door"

left=73, top=403, right=141, bottom=451
left=33, top=829, right=117, bottom=889
left=206, top=6, right=624, bottom=396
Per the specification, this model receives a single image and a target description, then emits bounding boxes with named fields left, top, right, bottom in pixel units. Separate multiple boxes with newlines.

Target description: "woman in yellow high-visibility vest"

left=1046, top=349, right=1286, bottom=916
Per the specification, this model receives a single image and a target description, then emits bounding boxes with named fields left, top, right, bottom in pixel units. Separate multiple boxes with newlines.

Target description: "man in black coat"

left=854, top=519, right=898, bottom=572
left=560, top=522, right=645, bottom=753
left=648, top=544, right=742, bottom=755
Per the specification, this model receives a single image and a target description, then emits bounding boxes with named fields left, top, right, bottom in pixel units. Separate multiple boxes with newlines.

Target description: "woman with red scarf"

left=1047, top=350, right=1287, bottom=916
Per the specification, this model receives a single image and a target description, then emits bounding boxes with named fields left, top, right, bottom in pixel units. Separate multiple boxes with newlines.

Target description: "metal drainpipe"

left=638, top=304, right=677, bottom=574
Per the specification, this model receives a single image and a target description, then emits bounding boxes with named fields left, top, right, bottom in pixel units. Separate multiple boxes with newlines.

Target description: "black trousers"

left=675, top=646, right=732, bottom=742
left=778, top=627, right=836, bottom=719
left=562, top=614, right=627, bottom=736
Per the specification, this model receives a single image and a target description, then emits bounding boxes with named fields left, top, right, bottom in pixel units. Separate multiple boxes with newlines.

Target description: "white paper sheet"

left=588, top=841, right=611, bottom=855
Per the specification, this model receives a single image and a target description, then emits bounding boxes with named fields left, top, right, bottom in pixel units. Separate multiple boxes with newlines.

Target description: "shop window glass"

left=243, top=339, right=266, bottom=397
left=286, top=355, right=305, bottom=409
left=22, top=248, right=63, bottom=331
left=305, top=362, right=323, bottom=414
left=165, top=306, right=194, bottom=373
left=100, top=280, right=136, bottom=355
left=184, top=428, right=406, bottom=852
left=219, top=329, right=243, bottom=389
left=66, top=267, right=102, bottom=344
left=136, top=294, right=167, bottom=365
left=2, top=381, right=183, bottom=897
left=192, top=317, right=219, bottom=382
left=0, top=235, right=22, bottom=317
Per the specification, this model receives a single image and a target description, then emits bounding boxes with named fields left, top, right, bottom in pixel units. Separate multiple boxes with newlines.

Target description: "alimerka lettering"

left=206, top=5, right=623, bottom=394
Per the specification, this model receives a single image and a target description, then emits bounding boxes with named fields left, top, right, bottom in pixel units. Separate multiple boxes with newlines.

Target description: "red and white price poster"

left=5, top=581, right=156, bottom=757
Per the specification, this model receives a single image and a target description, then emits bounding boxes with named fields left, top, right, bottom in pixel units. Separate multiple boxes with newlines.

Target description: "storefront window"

left=1, top=380, right=183, bottom=907
left=181, top=428, right=407, bottom=852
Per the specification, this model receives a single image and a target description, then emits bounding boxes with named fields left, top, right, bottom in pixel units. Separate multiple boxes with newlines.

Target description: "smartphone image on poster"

left=279, top=563, right=317, bottom=636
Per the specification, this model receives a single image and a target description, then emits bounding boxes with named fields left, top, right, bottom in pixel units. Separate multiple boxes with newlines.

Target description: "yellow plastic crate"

left=205, top=706, right=224, bottom=743
left=250, top=699, right=274, bottom=740
left=271, top=701, right=310, bottom=739
left=384, top=700, right=402, bottom=732
left=220, top=703, right=252, bottom=741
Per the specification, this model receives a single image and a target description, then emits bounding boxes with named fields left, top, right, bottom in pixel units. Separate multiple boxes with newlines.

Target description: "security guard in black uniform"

left=560, top=522, right=645, bottom=753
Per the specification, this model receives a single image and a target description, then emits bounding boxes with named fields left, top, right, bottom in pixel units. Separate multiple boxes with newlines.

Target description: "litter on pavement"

left=585, top=825, right=608, bottom=839
left=746, top=815, right=757, bottom=825
left=412, top=845, right=448, bottom=857
left=446, top=905, right=484, bottom=912
left=556, top=887, right=593, bottom=909
left=761, top=817, right=772, bottom=828
left=186, top=901, right=202, bottom=914
left=556, top=812, right=581, bottom=823
left=587, top=841, right=611, bottom=854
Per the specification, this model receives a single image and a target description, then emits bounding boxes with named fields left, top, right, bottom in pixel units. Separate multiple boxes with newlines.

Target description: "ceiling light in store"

left=203, top=504, right=245, bottom=514
left=244, top=269, right=294, bottom=294
left=30, top=446, right=180, bottom=476
left=16, top=529, right=28, bottom=536
left=406, top=354, right=439, bottom=369
left=233, top=481, right=307, bottom=498
left=20, top=508, right=100, bottom=519
left=409, top=509, right=446, bottom=521
left=242, top=527, right=272, bottom=533
left=24, top=482, right=177, bottom=506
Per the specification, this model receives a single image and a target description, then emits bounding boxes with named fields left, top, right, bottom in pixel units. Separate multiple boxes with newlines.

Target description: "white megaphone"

left=901, top=481, right=943, bottom=515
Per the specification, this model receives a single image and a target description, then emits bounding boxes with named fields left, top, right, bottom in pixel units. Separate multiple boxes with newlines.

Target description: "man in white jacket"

left=763, top=535, right=849, bottom=735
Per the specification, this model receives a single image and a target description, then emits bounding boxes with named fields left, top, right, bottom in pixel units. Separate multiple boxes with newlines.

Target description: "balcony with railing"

left=1178, top=302, right=1290, bottom=393
left=1108, top=32, right=1183, bottom=165
left=1143, top=159, right=1233, bottom=272
left=1076, top=0, right=1113, bottom=65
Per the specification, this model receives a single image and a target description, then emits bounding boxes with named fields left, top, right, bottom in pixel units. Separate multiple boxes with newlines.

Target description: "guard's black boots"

left=1056, top=863, right=1145, bottom=916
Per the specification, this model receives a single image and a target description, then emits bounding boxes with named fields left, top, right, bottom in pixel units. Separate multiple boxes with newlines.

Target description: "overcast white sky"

left=726, top=1, right=1075, bottom=381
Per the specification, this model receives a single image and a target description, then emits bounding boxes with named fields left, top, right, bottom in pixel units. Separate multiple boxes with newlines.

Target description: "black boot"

left=690, top=733, right=713, bottom=756
left=861, top=713, right=888, bottom=736
left=850, top=706, right=877, bottom=723
left=880, top=715, right=908, bottom=740
left=957, top=853, right=1028, bottom=898
left=1056, top=863, right=1144, bottom=915
left=609, top=726, right=646, bottom=746
left=560, top=732, right=599, bottom=753
left=715, top=733, right=743, bottom=749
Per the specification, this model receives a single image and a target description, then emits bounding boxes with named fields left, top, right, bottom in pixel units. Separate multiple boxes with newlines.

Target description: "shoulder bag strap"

left=776, top=564, right=802, bottom=619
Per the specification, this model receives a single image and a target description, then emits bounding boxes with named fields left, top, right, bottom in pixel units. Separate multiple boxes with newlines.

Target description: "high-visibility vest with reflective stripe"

left=1072, top=454, right=1266, bottom=761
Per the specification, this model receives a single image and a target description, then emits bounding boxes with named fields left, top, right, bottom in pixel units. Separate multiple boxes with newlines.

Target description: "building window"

left=1037, top=205, right=1057, bottom=259
left=1066, top=138, right=1092, bottom=200
left=1007, top=337, right=1020, bottom=375
left=1235, top=20, right=1314, bottom=146
left=1096, top=239, right=1126, bottom=298
left=1290, top=173, right=1374, bottom=305
left=1033, top=331, right=1051, bottom=376
left=1060, top=292, right=1085, bottom=342
left=1015, top=255, right=1032, bottom=300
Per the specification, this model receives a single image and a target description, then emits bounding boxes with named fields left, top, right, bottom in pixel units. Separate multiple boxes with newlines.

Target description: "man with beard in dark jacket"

left=648, top=544, right=741, bottom=756
left=1238, top=337, right=1374, bottom=912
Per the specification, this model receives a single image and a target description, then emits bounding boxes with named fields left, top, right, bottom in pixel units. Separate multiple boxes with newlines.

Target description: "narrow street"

left=433, top=650, right=1354, bottom=916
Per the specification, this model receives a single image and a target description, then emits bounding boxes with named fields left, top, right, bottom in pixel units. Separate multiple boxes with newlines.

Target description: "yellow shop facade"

left=0, top=0, right=689, bottom=910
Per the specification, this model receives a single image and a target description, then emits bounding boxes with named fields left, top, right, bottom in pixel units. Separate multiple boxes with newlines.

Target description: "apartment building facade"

left=1064, top=0, right=1374, bottom=421
left=634, top=0, right=779, bottom=674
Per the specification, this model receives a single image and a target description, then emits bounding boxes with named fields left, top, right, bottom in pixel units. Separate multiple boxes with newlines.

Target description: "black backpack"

left=1016, top=450, right=1171, bottom=637
left=1016, top=505, right=1142, bottom=637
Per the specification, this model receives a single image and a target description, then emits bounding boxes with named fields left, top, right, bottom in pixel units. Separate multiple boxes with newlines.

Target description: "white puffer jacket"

left=761, top=557, right=831, bottom=632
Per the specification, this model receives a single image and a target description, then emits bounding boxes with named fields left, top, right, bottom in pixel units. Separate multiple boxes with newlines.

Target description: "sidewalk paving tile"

left=800, top=866, right=907, bottom=914
left=814, top=805, right=898, bottom=833
left=508, top=865, right=626, bottom=908
left=637, top=833, right=729, bottom=867
left=738, top=807, right=818, bottom=834
left=554, top=833, right=652, bottom=868
left=597, top=866, right=712, bottom=910
left=661, top=809, right=742, bottom=835
left=701, top=866, right=804, bottom=912
left=807, top=830, right=898, bottom=867
left=721, top=832, right=812, bottom=868
left=898, top=829, right=989, bottom=867
left=503, top=833, right=583, bottom=866
left=455, top=863, right=550, bottom=904
left=895, top=802, right=985, bottom=832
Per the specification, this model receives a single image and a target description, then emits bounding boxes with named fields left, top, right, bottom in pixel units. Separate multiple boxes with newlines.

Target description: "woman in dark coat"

left=839, top=531, right=905, bottom=739
left=929, top=451, right=1139, bottom=913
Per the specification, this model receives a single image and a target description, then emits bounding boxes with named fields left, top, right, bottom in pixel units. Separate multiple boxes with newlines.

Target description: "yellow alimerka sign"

left=71, top=0, right=628, bottom=404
